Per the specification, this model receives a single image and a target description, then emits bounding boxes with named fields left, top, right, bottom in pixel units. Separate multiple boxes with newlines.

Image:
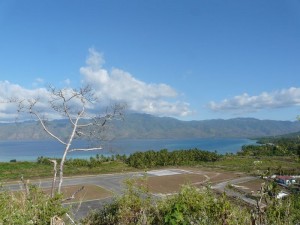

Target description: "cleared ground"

left=7, top=168, right=250, bottom=200
left=230, top=178, right=265, bottom=194
left=46, top=168, right=248, bottom=199
left=137, top=168, right=247, bottom=194
left=44, top=184, right=112, bottom=203
left=4, top=168, right=258, bottom=219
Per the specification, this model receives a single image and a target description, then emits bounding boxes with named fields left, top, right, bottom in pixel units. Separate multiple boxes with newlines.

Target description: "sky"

left=0, top=0, right=300, bottom=122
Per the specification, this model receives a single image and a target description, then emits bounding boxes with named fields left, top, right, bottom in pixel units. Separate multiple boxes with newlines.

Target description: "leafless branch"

left=62, top=186, right=84, bottom=202
left=30, top=109, right=67, bottom=145
left=15, top=84, right=125, bottom=195
left=68, top=147, right=103, bottom=152
left=20, top=175, right=29, bottom=197
left=65, top=213, right=76, bottom=225
left=49, top=159, right=58, bottom=198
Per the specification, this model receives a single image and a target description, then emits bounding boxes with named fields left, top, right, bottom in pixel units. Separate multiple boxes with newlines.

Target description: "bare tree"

left=17, top=85, right=125, bottom=193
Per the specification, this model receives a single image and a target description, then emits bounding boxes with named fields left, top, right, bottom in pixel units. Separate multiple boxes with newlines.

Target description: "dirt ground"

left=231, top=178, right=265, bottom=194
left=42, top=168, right=249, bottom=200
left=140, top=168, right=247, bottom=194
left=44, top=184, right=112, bottom=203
left=231, top=178, right=288, bottom=195
left=142, top=173, right=207, bottom=194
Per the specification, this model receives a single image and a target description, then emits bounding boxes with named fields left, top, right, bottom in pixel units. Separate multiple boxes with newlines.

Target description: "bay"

left=0, top=138, right=257, bottom=162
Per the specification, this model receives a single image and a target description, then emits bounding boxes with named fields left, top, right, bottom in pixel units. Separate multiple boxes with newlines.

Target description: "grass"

left=0, top=160, right=136, bottom=182
left=1, top=155, right=299, bottom=182
left=200, top=155, right=300, bottom=174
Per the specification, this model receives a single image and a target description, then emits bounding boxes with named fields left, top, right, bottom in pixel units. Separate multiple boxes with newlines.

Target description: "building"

left=275, top=175, right=296, bottom=186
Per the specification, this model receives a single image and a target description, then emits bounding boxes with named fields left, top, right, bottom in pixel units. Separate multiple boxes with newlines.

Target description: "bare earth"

left=138, top=168, right=248, bottom=194
left=44, top=168, right=250, bottom=201
left=231, top=178, right=265, bottom=194
left=44, top=184, right=112, bottom=203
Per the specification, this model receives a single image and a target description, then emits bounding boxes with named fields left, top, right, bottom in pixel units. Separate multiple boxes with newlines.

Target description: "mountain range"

left=0, top=113, right=300, bottom=140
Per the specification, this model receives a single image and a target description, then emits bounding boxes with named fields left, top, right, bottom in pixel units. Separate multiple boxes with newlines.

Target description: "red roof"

left=276, top=175, right=293, bottom=180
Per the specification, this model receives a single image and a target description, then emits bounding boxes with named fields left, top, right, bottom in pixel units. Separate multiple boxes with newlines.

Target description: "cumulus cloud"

left=80, top=48, right=192, bottom=117
left=0, top=80, right=48, bottom=101
left=208, top=87, right=300, bottom=113
left=0, top=48, right=192, bottom=121
left=0, top=80, right=98, bottom=121
left=0, top=80, right=50, bottom=121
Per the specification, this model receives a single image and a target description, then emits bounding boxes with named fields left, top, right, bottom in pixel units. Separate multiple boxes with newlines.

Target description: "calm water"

left=0, top=138, right=257, bottom=162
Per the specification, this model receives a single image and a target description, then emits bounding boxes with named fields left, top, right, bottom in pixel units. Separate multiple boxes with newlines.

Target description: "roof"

left=276, top=175, right=293, bottom=180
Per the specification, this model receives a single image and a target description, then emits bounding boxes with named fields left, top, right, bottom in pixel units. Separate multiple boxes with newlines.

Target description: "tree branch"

left=49, top=159, right=57, bottom=198
left=62, top=186, right=84, bottom=202
left=68, top=147, right=103, bottom=152
left=30, top=109, right=67, bottom=145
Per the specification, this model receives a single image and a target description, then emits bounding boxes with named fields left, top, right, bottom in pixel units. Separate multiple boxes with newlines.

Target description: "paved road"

left=212, top=176, right=260, bottom=206
left=3, top=172, right=141, bottom=194
left=3, top=172, right=145, bottom=220
left=3, top=171, right=261, bottom=220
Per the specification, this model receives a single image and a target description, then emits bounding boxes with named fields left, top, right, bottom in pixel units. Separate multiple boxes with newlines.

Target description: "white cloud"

left=0, top=80, right=48, bottom=101
left=208, top=87, right=300, bottom=113
left=0, top=80, right=51, bottom=121
left=80, top=48, right=192, bottom=117
left=0, top=80, right=97, bottom=122
left=0, top=48, right=192, bottom=121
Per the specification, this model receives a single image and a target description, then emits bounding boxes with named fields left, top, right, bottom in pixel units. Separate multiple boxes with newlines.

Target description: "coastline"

left=0, top=138, right=257, bottom=162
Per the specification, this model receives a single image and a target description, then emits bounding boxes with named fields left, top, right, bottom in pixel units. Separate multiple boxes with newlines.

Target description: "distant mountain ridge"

left=0, top=113, right=300, bottom=140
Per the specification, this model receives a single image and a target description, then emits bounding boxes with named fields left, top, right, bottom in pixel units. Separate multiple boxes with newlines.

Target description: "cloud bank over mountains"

left=0, top=48, right=299, bottom=121
left=0, top=49, right=191, bottom=121
left=209, top=87, right=300, bottom=113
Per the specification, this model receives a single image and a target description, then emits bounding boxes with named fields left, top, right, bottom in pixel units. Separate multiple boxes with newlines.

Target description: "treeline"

left=126, top=148, right=220, bottom=169
left=37, top=153, right=127, bottom=168
left=238, top=137, right=300, bottom=156
left=36, top=148, right=220, bottom=169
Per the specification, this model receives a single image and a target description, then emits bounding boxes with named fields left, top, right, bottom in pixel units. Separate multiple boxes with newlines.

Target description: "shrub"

left=126, top=148, right=220, bottom=169
left=0, top=184, right=68, bottom=224
left=82, top=178, right=300, bottom=225
left=82, top=179, right=250, bottom=225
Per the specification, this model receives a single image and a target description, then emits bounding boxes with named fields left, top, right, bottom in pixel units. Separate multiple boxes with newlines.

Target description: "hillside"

left=0, top=113, right=300, bottom=140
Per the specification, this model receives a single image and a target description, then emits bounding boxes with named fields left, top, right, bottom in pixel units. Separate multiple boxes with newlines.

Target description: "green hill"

left=0, top=113, right=300, bottom=140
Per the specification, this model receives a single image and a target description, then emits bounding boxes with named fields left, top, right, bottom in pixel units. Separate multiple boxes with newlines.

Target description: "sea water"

left=0, top=138, right=257, bottom=162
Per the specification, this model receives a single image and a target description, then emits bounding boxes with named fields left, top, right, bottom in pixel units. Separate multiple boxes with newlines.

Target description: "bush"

left=126, top=148, right=220, bottom=169
left=0, top=184, right=68, bottom=224
left=82, top=178, right=300, bottom=225
left=82, top=178, right=250, bottom=225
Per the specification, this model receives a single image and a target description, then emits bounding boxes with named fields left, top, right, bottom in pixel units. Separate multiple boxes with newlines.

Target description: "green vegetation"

left=126, top=148, right=220, bottom=169
left=202, top=155, right=300, bottom=175
left=82, top=177, right=300, bottom=225
left=1, top=135, right=300, bottom=224
left=1, top=140, right=300, bottom=181
left=0, top=149, right=219, bottom=181
left=0, top=184, right=67, bottom=224
left=238, top=137, right=300, bottom=157
left=0, top=157, right=134, bottom=182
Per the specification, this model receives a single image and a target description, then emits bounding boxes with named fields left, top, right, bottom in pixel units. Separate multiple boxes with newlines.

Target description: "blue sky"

left=0, top=0, right=299, bottom=121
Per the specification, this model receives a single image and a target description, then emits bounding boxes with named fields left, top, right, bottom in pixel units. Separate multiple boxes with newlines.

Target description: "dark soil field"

left=138, top=168, right=247, bottom=194
left=44, top=184, right=112, bottom=203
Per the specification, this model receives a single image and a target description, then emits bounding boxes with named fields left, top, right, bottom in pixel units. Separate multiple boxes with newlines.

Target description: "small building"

left=275, top=175, right=296, bottom=186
